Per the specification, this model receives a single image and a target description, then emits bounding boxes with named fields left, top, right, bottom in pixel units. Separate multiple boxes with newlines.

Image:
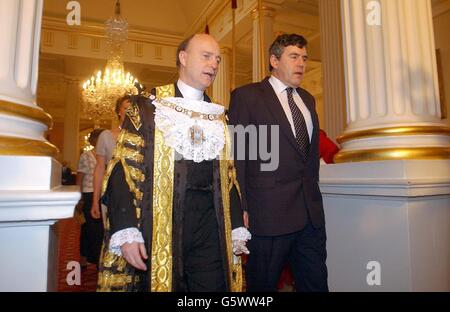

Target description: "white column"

left=318, top=0, right=346, bottom=143
left=0, top=0, right=41, bottom=106
left=251, top=6, right=275, bottom=82
left=319, top=0, right=450, bottom=292
left=63, top=77, right=81, bottom=170
left=0, top=0, right=79, bottom=291
left=213, top=47, right=231, bottom=108
left=0, top=0, right=54, bottom=152
left=336, top=0, right=450, bottom=163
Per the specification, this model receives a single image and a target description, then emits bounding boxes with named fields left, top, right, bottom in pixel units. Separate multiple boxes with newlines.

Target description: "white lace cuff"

left=109, top=227, right=145, bottom=256
left=232, top=227, right=251, bottom=242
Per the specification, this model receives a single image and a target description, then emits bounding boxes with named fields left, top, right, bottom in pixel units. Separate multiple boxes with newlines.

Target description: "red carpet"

left=57, top=218, right=98, bottom=292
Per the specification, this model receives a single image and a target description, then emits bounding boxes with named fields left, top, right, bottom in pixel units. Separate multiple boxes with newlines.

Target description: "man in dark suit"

left=228, top=34, right=328, bottom=292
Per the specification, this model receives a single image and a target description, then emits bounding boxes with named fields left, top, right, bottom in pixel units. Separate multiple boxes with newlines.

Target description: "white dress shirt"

left=268, top=75, right=313, bottom=142
left=177, top=79, right=204, bottom=101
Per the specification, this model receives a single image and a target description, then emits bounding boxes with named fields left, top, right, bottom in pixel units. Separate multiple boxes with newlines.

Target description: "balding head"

left=176, top=34, right=220, bottom=67
left=177, top=34, right=221, bottom=91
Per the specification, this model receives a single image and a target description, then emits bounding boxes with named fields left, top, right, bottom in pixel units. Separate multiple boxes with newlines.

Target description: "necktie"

left=286, top=87, right=310, bottom=157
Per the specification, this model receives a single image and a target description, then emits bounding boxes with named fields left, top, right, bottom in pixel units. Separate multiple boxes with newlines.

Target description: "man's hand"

left=121, top=241, right=148, bottom=271
left=231, top=227, right=251, bottom=256
left=90, top=201, right=101, bottom=219
left=233, top=240, right=250, bottom=255
left=243, top=211, right=249, bottom=228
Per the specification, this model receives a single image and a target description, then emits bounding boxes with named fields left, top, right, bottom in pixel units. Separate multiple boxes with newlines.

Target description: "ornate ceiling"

left=38, top=0, right=322, bottom=130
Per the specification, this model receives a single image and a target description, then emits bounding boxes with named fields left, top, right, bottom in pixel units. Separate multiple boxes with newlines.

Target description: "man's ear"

left=269, top=55, right=279, bottom=70
left=179, top=51, right=188, bottom=67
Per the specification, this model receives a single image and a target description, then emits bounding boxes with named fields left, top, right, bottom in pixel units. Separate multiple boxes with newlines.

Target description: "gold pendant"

left=189, top=124, right=204, bottom=146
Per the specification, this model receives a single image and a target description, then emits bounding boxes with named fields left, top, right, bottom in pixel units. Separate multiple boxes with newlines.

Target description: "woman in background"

left=76, top=128, right=105, bottom=268
left=90, top=95, right=131, bottom=222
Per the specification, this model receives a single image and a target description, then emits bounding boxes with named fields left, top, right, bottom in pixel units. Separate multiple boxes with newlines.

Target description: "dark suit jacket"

left=228, top=77, right=325, bottom=236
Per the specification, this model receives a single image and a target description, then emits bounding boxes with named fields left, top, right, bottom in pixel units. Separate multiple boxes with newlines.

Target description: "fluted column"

left=63, top=77, right=81, bottom=169
left=335, top=0, right=450, bottom=163
left=251, top=6, right=276, bottom=82
left=0, top=0, right=56, bottom=158
left=318, top=0, right=346, bottom=143
left=0, top=0, right=80, bottom=291
left=213, top=47, right=231, bottom=108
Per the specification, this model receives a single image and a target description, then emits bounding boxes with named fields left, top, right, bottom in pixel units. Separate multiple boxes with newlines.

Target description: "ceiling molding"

left=42, top=17, right=183, bottom=47
left=206, top=0, right=258, bottom=42
left=185, top=0, right=228, bottom=35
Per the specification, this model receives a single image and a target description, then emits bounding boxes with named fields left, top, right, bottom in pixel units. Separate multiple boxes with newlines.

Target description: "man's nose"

left=209, top=59, right=219, bottom=70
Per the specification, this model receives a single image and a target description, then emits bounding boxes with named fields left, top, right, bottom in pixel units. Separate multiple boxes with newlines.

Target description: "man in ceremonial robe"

left=97, top=34, right=250, bottom=292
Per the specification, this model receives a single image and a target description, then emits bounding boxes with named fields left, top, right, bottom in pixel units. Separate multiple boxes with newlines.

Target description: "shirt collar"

left=269, top=75, right=298, bottom=95
left=177, top=79, right=204, bottom=101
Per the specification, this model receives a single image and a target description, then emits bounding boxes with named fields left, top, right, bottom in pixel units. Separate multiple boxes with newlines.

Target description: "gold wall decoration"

left=0, top=100, right=52, bottom=129
left=68, top=32, right=78, bottom=49
left=334, top=147, right=450, bottom=163
left=337, top=126, right=450, bottom=144
left=0, top=136, right=58, bottom=158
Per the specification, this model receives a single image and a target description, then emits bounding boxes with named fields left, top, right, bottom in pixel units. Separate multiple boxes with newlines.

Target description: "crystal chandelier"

left=82, top=0, right=138, bottom=124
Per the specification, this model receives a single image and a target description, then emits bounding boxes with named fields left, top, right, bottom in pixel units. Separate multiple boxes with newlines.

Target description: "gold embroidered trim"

left=120, top=130, right=145, bottom=148
left=136, top=207, right=141, bottom=219
left=97, top=271, right=133, bottom=291
left=101, top=157, right=143, bottom=202
left=156, top=84, right=175, bottom=98
left=150, top=84, right=176, bottom=292
left=114, top=145, right=144, bottom=163
left=102, top=158, right=119, bottom=196
left=150, top=128, right=175, bottom=292
left=121, top=159, right=144, bottom=201
left=102, top=251, right=129, bottom=272
left=125, top=103, right=142, bottom=131
left=102, top=130, right=145, bottom=203
left=129, top=166, right=145, bottom=183
left=140, top=91, right=153, bottom=98
left=228, top=164, right=242, bottom=198
left=220, top=124, right=243, bottom=292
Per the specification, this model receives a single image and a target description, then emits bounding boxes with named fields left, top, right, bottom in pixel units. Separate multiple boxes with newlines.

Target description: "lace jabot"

left=153, top=97, right=225, bottom=162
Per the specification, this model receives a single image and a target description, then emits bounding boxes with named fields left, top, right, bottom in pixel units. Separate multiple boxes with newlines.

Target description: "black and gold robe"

left=97, top=83, right=244, bottom=292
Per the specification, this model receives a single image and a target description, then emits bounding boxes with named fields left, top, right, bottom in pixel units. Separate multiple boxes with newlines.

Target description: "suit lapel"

left=260, top=78, right=303, bottom=156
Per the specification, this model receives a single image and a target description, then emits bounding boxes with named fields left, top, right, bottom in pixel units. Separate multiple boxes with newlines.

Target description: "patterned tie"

left=286, top=87, right=310, bottom=157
